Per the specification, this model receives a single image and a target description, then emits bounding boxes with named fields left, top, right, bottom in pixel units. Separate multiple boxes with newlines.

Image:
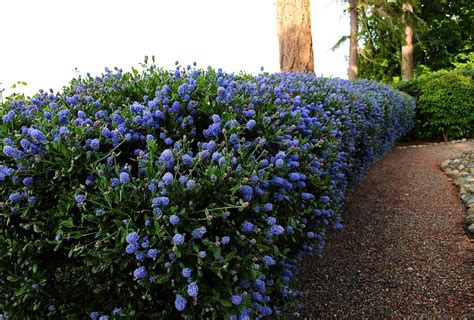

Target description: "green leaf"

left=60, top=217, right=74, bottom=228
left=220, top=299, right=232, bottom=307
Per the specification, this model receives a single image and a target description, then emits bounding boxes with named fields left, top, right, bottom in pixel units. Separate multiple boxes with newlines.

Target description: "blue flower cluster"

left=0, top=61, right=414, bottom=318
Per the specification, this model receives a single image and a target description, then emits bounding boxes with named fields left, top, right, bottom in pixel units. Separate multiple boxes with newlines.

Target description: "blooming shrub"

left=0, top=60, right=415, bottom=319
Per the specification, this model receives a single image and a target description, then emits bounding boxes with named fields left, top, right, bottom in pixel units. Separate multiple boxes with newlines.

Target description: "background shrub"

left=0, top=62, right=414, bottom=319
left=397, top=70, right=474, bottom=141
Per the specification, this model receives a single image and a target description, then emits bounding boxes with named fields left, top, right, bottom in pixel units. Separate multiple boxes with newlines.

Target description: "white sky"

left=0, top=0, right=348, bottom=98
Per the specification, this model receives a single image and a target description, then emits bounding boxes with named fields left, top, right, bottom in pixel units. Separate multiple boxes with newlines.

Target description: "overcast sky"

left=0, top=0, right=348, bottom=97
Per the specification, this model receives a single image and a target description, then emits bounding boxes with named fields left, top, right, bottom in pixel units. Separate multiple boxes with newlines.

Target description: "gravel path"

left=299, top=141, right=474, bottom=319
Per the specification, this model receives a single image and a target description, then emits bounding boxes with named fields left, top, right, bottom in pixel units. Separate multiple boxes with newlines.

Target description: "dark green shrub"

left=397, top=70, right=474, bottom=141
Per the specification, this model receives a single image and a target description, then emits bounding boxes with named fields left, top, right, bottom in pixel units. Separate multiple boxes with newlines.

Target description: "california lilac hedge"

left=0, top=60, right=415, bottom=319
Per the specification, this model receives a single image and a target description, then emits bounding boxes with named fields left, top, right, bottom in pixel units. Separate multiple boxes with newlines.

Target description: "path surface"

left=299, top=141, right=474, bottom=319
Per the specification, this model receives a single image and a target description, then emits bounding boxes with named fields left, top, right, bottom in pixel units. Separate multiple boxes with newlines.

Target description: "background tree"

left=276, top=0, right=315, bottom=72
left=354, top=0, right=472, bottom=82
left=357, top=0, right=404, bottom=82
left=348, top=0, right=359, bottom=80
left=401, top=1, right=414, bottom=80
left=415, top=0, right=473, bottom=71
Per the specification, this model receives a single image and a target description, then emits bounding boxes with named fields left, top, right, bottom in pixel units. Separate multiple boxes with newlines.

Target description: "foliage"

left=0, top=60, right=415, bottom=319
left=354, top=0, right=472, bottom=81
left=357, top=0, right=406, bottom=83
left=415, top=0, right=473, bottom=72
left=397, top=70, right=474, bottom=140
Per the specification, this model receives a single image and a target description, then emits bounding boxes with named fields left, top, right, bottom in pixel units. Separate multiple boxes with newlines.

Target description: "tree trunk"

left=276, top=0, right=314, bottom=73
left=401, top=2, right=414, bottom=80
left=348, top=0, right=359, bottom=80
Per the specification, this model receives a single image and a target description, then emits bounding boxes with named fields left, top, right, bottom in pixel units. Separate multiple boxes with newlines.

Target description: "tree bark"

left=348, top=0, right=359, bottom=80
left=276, top=0, right=314, bottom=73
left=401, top=2, right=414, bottom=80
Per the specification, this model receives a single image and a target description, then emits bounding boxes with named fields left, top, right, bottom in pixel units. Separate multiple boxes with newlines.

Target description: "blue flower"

left=28, top=128, right=47, bottom=142
left=126, top=243, right=137, bottom=254
left=85, top=175, right=96, bottom=186
left=8, top=192, right=21, bottom=203
left=119, top=172, right=130, bottom=184
left=152, top=196, right=169, bottom=207
left=191, top=226, right=207, bottom=239
left=229, top=133, right=239, bottom=144
left=246, top=119, right=256, bottom=129
left=169, top=214, right=180, bottom=225
left=175, top=294, right=187, bottom=311
left=162, top=172, right=174, bottom=185
left=111, top=178, right=120, bottom=187
left=75, top=194, right=86, bottom=203
left=181, top=154, right=193, bottom=167
left=217, top=86, right=226, bottom=96
left=112, top=308, right=123, bottom=315
left=3, top=145, right=23, bottom=159
left=239, top=185, right=253, bottom=202
left=58, top=126, right=69, bottom=136
left=259, top=306, right=273, bottom=316
left=173, top=233, right=185, bottom=245
left=133, top=266, right=147, bottom=279
left=153, top=208, right=162, bottom=217
left=187, top=282, right=199, bottom=297
left=221, top=236, right=230, bottom=245
left=2, top=110, right=15, bottom=122
left=126, top=232, right=139, bottom=245
left=204, top=123, right=221, bottom=137
left=95, top=209, right=104, bottom=216
left=239, top=309, right=252, bottom=320
left=182, top=267, right=192, bottom=278
left=263, top=255, right=276, bottom=266
left=159, top=149, right=174, bottom=168
left=268, top=224, right=284, bottom=237
left=178, top=176, right=188, bottom=185
left=241, top=221, right=255, bottom=233
left=90, top=312, right=99, bottom=320
left=288, top=172, right=300, bottom=181
left=267, top=216, right=277, bottom=225
left=89, top=138, right=100, bottom=150
left=231, top=294, right=243, bottom=305
left=263, top=203, right=273, bottom=212
left=218, top=156, right=226, bottom=167
left=186, top=179, right=196, bottom=190
left=147, top=248, right=158, bottom=259
left=302, top=193, right=314, bottom=200
left=198, top=251, right=207, bottom=258
left=275, top=159, right=284, bottom=168
left=211, top=114, right=221, bottom=123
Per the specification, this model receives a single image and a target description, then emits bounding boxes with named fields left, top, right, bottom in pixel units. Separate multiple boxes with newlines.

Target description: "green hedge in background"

left=397, top=70, right=474, bottom=141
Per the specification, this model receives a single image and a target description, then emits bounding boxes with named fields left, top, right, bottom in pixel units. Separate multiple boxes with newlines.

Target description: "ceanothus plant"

left=0, top=58, right=415, bottom=319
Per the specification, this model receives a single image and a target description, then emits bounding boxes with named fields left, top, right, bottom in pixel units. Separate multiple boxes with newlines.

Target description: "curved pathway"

left=299, top=141, right=474, bottom=319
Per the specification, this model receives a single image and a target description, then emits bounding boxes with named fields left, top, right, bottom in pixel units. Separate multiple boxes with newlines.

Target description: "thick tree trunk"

left=276, top=0, right=314, bottom=73
left=401, top=2, right=414, bottom=80
left=348, top=0, right=359, bottom=80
